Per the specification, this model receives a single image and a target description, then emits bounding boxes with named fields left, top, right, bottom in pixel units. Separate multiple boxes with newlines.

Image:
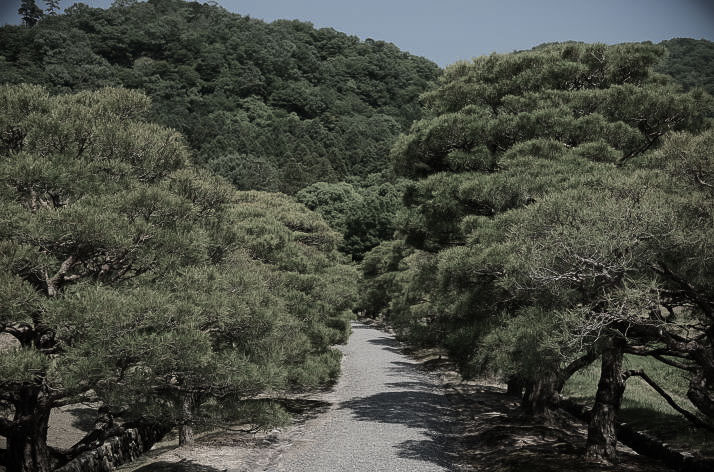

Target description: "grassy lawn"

left=563, top=354, right=714, bottom=457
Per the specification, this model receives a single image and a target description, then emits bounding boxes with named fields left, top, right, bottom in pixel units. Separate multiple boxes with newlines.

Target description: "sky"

left=2, top=0, right=713, bottom=66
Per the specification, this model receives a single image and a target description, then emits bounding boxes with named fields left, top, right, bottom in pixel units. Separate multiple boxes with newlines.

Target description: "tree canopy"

left=658, top=38, right=714, bottom=97
left=296, top=173, right=408, bottom=260
left=360, top=41, right=714, bottom=462
left=0, top=84, right=356, bottom=472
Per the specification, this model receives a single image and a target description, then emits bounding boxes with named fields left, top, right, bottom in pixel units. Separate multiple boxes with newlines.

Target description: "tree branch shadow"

left=338, top=389, right=462, bottom=469
left=133, top=459, right=223, bottom=472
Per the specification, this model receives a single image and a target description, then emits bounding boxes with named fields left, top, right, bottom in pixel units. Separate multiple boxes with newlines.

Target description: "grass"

left=562, top=354, right=714, bottom=457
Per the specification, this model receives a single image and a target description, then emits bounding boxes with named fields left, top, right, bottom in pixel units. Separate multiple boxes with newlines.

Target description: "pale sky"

left=2, top=0, right=713, bottom=66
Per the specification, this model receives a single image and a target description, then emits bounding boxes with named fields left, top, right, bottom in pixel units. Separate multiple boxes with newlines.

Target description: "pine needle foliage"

left=0, top=84, right=356, bottom=471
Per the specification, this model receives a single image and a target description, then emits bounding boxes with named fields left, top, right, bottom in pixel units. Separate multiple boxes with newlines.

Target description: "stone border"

left=54, top=423, right=168, bottom=472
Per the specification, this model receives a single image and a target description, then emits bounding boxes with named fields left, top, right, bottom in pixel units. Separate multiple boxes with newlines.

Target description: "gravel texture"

left=269, top=321, right=456, bottom=471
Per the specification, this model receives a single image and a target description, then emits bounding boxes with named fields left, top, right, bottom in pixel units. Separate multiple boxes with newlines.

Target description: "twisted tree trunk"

left=585, top=338, right=626, bottom=463
left=5, top=389, right=52, bottom=472
left=522, top=373, right=559, bottom=417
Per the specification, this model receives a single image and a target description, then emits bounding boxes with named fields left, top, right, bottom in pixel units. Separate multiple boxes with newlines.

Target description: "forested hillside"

left=0, top=0, right=439, bottom=193
left=658, top=38, right=714, bottom=96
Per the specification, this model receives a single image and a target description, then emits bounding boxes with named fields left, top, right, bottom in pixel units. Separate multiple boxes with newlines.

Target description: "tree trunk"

left=522, top=373, right=559, bottom=417
left=5, top=391, right=52, bottom=472
left=178, top=393, right=194, bottom=447
left=688, top=371, right=714, bottom=420
left=506, top=375, right=525, bottom=397
left=586, top=338, right=626, bottom=463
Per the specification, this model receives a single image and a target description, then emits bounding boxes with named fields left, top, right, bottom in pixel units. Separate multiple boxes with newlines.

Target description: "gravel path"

left=117, top=321, right=672, bottom=472
left=270, top=322, right=457, bottom=471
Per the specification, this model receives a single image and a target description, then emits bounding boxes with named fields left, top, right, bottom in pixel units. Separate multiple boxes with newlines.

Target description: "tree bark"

left=688, top=372, right=714, bottom=420
left=178, top=393, right=194, bottom=447
left=506, top=375, right=525, bottom=397
left=585, top=338, right=626, bottom=463
left=522, top=373, right=559, bottom=417
left=5, top=389, right=52, bottom=472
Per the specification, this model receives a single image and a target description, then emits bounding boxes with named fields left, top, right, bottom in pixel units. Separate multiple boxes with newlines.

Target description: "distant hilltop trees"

left=2, top=0, right=439, bottom=194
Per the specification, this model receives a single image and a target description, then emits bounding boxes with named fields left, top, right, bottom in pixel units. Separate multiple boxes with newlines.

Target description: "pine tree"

left=18, top=0, right=43, bottom=26
left=43, top=0, right=60, bottom=15
left=379, top=41, right=714, bottom=463
left=0, top=83, right=357, bottom=470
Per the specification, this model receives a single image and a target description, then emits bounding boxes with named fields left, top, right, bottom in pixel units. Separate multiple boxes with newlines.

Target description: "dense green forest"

left=0, top=0, right=439, bottom=195
left=2, top=1, right=714, bottom=471
left=658, top=37, right=714, bottom=96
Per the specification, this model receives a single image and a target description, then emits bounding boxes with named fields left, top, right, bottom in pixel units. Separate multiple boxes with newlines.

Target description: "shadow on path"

left=64, top=406, right=97, bottom=431
left=278, top=398, right=332, bottom=422
left=452, top=386, right=673, bottom=472
left=339, top=388, right=463, bottom=469
left=367, top=336, right=404, bottom=354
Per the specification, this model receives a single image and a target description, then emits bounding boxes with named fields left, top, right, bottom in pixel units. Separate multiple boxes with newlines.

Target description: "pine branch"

left=652, top=354, right=697, bottom=372
left=651, top=262, right=713, bottom=318
left=45, top=255, right=76, bottom=297
left=558, top=349, right=599, bottom=391
left=617, top=132, right=663, bottom=164
left=625, top=345, right=692, bottom=361
left=624, top=369, right=714, bottom=432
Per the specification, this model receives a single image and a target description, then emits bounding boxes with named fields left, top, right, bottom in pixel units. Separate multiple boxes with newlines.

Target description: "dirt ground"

left=446, top=381, right=671, bottom=471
